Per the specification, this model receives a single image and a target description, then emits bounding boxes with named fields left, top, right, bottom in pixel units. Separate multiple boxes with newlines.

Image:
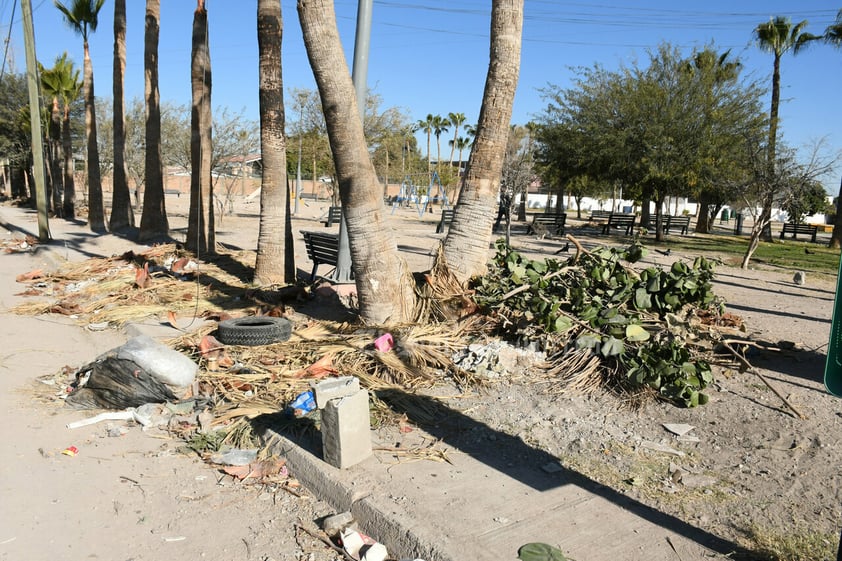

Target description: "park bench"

left=323, top=206, right=342, bottom=227
left=589, top=209, right=611, bottom=221
left=526, top=213, right=567, bottom=236
left=302, top=231, right=340, bottom=281
left=663, top=214, right=691, bottom=235
left=436, top=208, right=455, bottom=233
left=780, top=222, right=818, bottom=243
left=601, top=212, right=636, bottom=235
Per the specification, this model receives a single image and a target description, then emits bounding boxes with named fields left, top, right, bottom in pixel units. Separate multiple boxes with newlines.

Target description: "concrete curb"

left=264, top=428, right=450, bottom=561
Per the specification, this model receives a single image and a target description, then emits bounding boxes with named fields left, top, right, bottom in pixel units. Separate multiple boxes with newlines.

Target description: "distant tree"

left=432, top=114, right=449, bottom=171
left=415, top=113, right=434, bottom=183
left=447, top=112, right=466, bottom=168
left=55, top=0, right=107, bottom=232
left=782, top=180, right=832, bottom=224
left=39, top=55, right=70, bottom=215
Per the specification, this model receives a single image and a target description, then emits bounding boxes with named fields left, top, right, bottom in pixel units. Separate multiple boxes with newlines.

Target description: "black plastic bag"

left=65, top=356, right=177, bottom=410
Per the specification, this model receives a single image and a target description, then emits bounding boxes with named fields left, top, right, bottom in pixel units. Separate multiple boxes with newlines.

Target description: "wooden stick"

left=720, top=341, right=806, bottom=419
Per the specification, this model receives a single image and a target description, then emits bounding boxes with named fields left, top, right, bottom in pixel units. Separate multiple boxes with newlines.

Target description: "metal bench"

left=436, top=209, right=455, bottom=233
left=323, top=206, right=342, bottom=227
left=526, top=213, right=567, bottom=236
left=780, top=222, right=818, bottom=243
left=589, top=209, right=611, bottom=221
left=664, top=215, right=691, bottom=235
left=601, top=213, right=636, bottom=235
left=302, top=231, right=339, bottom=281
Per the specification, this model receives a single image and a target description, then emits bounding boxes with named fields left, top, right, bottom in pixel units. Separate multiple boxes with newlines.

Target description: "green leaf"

left=575, top=334, right=601, bottom=351
left=600, top=336, right=624, bottom=357
left=626, top=324, right=650, bottom=342
left=634, top=287, right=652, bottom=309
left=553, top=315, right=573, bottom=333
left=518, top=542, right=569, bottom=561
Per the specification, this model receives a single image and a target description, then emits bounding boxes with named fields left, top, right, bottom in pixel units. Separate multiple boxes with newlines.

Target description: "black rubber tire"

left=216, top=317, right=292, bottom=346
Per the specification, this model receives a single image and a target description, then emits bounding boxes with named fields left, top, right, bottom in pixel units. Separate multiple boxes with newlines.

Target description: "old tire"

left=217, top=317, right=292, bottom=346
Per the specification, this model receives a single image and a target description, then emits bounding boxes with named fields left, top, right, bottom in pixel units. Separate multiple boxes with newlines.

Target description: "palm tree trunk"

left=138, top=0, right=168, bottom=241
left=83, top=42, right=106, bottom=232
left=254, top=0, right=293, bottom=285
left=187, top=0, right=214, bottom=255
left=109, top=0, right=134, bottom=231
left=298, top=0, right=416, bottom=324
left=48, top=97, right=63, bottom=217
left=443, top=0, right=523, bottom=282
left=61, top=106, right=76, bottom=218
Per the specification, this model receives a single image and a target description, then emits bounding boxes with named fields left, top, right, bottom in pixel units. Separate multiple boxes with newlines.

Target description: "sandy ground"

left=1, top=194, right=841, bottom=560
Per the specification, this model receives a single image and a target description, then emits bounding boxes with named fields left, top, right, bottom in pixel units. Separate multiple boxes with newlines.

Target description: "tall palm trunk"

left=138, top=0, right=168, bottom=240
left=61, top=104, right=76, bottom=218
left=82, top=41, right=106, bottom=231
left=254, top=0, right=293, bottom=285
left=443, top=0, right=523, bottom=282
left=187, top=0, right=214, bottom=255
left=109, top=0, right=134, bottom=231
left=48, top=97, right=63, bottom=217
left=298, top=0, right=416, bottom=324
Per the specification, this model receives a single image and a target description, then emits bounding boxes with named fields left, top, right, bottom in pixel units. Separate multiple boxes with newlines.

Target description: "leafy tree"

left=415, top=113, right=434, bottom=184
left=0, top=73, right=31, bottom=199
left=432, top=113, right=449, bottom=170
left=55, top=0, right=107, bottom=232
left=782, top=179, right=832, bottom=224
left=39, top=55, right=70, bottom=215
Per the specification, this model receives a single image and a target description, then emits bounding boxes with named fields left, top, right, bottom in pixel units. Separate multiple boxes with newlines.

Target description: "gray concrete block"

left=322, top=389, right=372, bottom=469
left=311, top=376, right=361, bottom=409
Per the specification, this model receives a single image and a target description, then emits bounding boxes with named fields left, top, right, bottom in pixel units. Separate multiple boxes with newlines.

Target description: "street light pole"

left=295, top=126, right=302, bottom=215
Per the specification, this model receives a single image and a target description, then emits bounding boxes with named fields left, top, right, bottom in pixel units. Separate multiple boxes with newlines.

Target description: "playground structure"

left=391, top=172, right=450, bottom=216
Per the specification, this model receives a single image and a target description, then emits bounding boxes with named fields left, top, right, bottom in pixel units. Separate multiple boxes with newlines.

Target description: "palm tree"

left=41, top=53, right=82, bottom=219
left=432, top=114, right=449, bottom=171
left=254, top=0, right=294, bottom=284
left=298, top=0, right=416, bottom=324
left=187, top=0, right=214, bottom=255
left=109, top=0, right=133, bottom=231
left=138, top=0, right=168, bottom=241
left=754, top=16, right=813, bottom=174
left=39, top=56, right=69, bottom=217
left=447, top=111, right=466, bottom=167
left=823, top=10, right=842, bottom=249
left=449, top=135, right=471, bottom=200
left=415, top=113, right=434, bottom=182
left=443, top=0, right=523, bottom=282
left=55, top=0, right=106, bottom=232
left=748, top=16, right=814, bottom=254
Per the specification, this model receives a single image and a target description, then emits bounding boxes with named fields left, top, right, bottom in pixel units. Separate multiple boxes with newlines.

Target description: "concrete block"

left=322, top=389, right=372, bottom=469
left=311, top=376, right=361, bottom=409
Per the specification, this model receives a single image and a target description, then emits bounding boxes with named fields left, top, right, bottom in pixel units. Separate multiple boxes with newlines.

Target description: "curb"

left=264, top=428, right=451, bottom=561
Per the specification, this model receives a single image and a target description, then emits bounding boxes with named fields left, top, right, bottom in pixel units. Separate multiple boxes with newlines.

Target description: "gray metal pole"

left=294, top=131, right=302, bottom=215
left=333, top=0, right=372, bottom=284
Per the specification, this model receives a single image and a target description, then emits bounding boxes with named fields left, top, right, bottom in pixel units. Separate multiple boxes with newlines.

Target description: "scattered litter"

left=493, top=516, right=510, bottom=524
left=66, top=410, right=136, bottom=429
left=115, top=335, right=198, bottom=387
left=62, top=446, right=78, bottom=457
left=65, top=357, right=176, bottom=410
left=162, top=536, right=186, bottom=542
left=286, top=390, right=316, bottom=418
left=209, top=448, right=259, bottom=466
left=373, top=333, right=394, bottom=352
left=662, top=423, right=695, bottom=437
left=86, top=321, right=111, bottom=332
left=340, top=528, right=387, bottom=561
left=322, top=511, right=355, bottom=537
left=640, top=440, right=685, bottom=457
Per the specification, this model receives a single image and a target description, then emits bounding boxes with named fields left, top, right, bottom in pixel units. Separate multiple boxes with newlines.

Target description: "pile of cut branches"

left=472, top=237, right=725, bottom=407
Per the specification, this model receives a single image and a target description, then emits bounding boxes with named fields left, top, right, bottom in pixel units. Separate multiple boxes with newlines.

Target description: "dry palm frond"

left=374, top=439, right=452, bottom=465
left=542, top=347, right=605, bottom=395
left=413, top=244, right=477, bottom=323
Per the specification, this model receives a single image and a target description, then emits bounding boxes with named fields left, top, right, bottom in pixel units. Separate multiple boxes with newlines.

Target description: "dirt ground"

left=2, top=194, right=841, bottom=560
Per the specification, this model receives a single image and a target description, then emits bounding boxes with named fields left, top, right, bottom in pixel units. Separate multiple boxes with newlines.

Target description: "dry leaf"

left=221, top=459, right=287, bottom=481
left=293, top=353, right=337, bottom=379
left=16, top=269, right=44, bottom=282
left=166, top=311, right=179, bottom=329
left=134, top=262, right=151, bottom=289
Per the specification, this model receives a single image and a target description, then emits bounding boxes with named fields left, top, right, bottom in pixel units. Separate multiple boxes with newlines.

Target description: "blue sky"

left=2, top=1, right=841, bottom=188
